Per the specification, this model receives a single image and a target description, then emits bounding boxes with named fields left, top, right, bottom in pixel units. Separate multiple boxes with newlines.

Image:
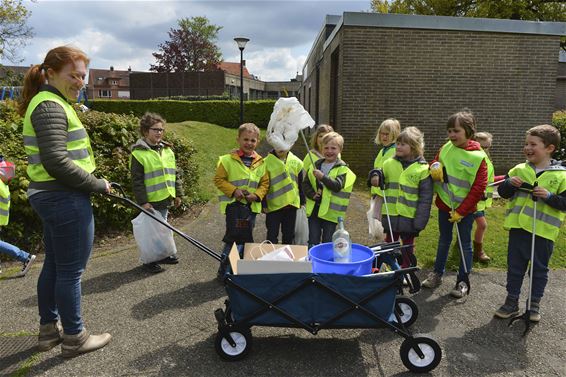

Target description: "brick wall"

left=314, top=27, right=559, bottom=176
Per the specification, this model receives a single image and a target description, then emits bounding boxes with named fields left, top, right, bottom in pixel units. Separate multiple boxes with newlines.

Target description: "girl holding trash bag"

left=302, top=132, right=356, bottom=248
left=130, top=112, right=184, bottom=273
left=368, top=127, right=433, bottom=268
left=422, top=110, right=487, bottom=299
left=263, top=147, right=305, bottom=245
left=19, top=46, right=111, bottom=357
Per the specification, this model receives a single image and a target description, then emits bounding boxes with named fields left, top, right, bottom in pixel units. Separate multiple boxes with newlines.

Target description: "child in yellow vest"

left=368, top=127, right=433, bottom=268
left=263, top=148, right=305, bottom=244
left=130, top=112, right=184, bottom=273
left=423, top=110, right=488, bottom=298
left=0, top=159, right=36, bottom=277
left=214, top=123, right=269, bottom=278
left=302, top=132, right=356, bottom=248
left=370, top=119, right=401, bottom=222
left=471, top=132, right=505, bottom=263
left=303, top=124, right=334, bottom=173
left=494, top=125, right=566, bottom=322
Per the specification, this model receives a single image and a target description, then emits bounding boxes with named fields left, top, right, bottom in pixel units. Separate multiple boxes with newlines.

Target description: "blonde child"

left=263, top=147, right=304, bottom=244
left=471, top=132, right=505, bottom=263
left=368, top=127, right=433, bottom=267
left=130, top=112, right=184, bottom=273
left=370, top=119, right=401, bottom=222
left=423, top=110, right=488, bottom=298
left=303, top=124, right=334, bottom=173
left=302, top=132, right=356, bottom=248
left=214, top=123, right=269, bottom=278
left=494, top=125, right=566, bottom=322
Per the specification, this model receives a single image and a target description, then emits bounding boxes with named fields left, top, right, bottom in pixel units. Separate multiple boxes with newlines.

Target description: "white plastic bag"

left=294, top=206, right=309, bottom=245
left=266, top=97, right=315, bottom=151
left=367, top=197, right=385, bottom=241
left=132, top=211, right=177, bottom=264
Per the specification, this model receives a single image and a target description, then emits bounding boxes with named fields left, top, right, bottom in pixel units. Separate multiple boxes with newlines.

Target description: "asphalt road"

left=1, top=192, right=565, bottom=376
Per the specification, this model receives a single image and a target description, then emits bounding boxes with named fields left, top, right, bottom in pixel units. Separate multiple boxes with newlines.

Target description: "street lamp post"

left=234, top=37, right=249, bottom=124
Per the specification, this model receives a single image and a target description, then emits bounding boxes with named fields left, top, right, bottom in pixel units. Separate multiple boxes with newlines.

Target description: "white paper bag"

left=132, top=211, right=177, bottom=264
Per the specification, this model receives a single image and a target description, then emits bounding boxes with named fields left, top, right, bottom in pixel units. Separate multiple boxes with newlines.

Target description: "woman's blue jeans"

left=433, top=209, right=474, bottom=281
left=0, top=238, right=30, bottom=262
left=29, top=191, right=94, bottom=335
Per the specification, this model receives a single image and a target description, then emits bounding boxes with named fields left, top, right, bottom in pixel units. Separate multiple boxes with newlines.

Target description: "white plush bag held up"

left=132, top=211, right=177, bottom=264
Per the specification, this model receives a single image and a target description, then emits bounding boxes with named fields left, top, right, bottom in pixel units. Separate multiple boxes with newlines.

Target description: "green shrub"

left=552, top=111, right=566, bottom=160
left=91, top=99, right=276, bottom=128
left=0, top=101, right=199, bottom=252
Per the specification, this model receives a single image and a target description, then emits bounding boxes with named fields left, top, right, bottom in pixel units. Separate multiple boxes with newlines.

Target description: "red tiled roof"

left=218, top=62, right=251, bottom=79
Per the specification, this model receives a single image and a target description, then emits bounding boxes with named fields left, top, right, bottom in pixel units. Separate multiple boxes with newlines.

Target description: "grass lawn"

left=168, top=121, right=565, bottom=270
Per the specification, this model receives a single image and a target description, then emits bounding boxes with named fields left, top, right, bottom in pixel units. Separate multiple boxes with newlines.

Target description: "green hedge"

left=553, top=110, right=566, bottom=160
left=0, top=100, right=199, bottom=253
left=91, top=99, right=276, bottom=128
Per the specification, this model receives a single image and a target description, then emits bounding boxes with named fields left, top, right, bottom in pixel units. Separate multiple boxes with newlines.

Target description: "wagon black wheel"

left=400, top=336, right=442, bottom=373
left=394, top=297, right=418, bottom=328
left=215, top=329, right=252, bottom=361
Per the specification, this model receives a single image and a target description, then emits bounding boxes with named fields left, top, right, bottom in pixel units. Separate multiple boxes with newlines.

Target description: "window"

left=110, top=80, right=118, bottom=85
left=98, top=90, right=111, bottom=98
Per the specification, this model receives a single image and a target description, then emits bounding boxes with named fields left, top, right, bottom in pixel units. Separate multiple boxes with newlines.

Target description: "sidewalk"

left=1, top=193, right=565, bottom=376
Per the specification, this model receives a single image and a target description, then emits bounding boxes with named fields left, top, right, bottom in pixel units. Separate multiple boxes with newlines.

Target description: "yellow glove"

left=449, top=211, right=463, bottom=223
left=430, top=162, right=444, bottom=182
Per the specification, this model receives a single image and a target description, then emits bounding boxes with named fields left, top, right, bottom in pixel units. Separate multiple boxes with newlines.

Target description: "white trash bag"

left=294, top=206, right=309, bottom=245
left=132, top=211, right=177, bottom=264
left=266, top=97, right=315, bottom=151
left=367, top=197, right=385, bottom=241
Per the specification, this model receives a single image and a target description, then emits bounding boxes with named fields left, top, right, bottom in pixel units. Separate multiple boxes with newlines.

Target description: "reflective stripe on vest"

left=0, top=180, right=10, bottom=225
left=305, top=164, right=356, bottom=223
left=131, top=147, right=176, bottom=202
left=23, top=91, right=95, bottom=182
left=371, top=145, right=396, bottom=196
left=503, top=163, right=566, bottom=241
left=264, top=152, right=303, bottom=212
left=217, top=154, right=266, bottom=214
left=434, top=141, right=486, bottom=208
left=382, top=158, right=430, bottom=219
left=477, top=157, right=495, bottom=211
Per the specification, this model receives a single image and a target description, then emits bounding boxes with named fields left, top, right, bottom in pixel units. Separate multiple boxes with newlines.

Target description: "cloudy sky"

left=5, top=0, right=371, bottom=82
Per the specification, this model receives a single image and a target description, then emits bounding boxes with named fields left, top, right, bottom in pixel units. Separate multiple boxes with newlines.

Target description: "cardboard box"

left=228, top=242, right=312, bottom=275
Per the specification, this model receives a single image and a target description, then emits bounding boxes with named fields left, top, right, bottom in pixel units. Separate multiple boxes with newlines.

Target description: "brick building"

left=300, top=12, right=566, bottom=175
left=87, top=66, right=138, bottom=99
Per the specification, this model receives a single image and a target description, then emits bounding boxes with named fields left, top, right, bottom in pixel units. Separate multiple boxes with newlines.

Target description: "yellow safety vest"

left=382, top=158, right=430, bottom=219
left=217, top=154, right=266, bottom=214
left=371, top=144, right=396, bottom=196
left=305, top=164, right=356, bottom=223
left=477, top=158, right=495, bottom=211
left=131, top=147, right=176, bottom=202
left=264, top=152, right=303, bottom=212
left=302, top=151, right=322, bottom=175
left=0, top=180, right=10, bottom=226
left=504, top=163, right=566, bottom=242
left=435, top=141, right=486, bottom=208
left=23, top=91, right=96, bottom=182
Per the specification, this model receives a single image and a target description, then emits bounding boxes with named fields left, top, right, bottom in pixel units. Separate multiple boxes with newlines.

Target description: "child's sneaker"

left=450, top=281, right=469, bottom=298
left=528, top=298, right=541, bottom=322
left=494, top=296, right=519, bottom=319
left=422, top=272, right=442, bottom=288
left=17, top=255, right=36, bottom=277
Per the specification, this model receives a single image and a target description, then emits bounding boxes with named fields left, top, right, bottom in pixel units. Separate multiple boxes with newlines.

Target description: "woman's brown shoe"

left=38, top=322, right=63, bottom=351
left=61, top=328, right=111, bottom=358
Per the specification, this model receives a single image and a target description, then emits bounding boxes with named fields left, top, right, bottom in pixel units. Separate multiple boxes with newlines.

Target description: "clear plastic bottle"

left=332, top=217, right=352, bottom=263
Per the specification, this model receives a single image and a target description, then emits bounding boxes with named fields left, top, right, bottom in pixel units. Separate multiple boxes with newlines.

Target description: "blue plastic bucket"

left=308, top=243, right=374, bottom=276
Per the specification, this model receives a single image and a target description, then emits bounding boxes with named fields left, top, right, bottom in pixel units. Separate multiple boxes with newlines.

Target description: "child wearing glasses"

left=130, top=112, right=184, bottom=273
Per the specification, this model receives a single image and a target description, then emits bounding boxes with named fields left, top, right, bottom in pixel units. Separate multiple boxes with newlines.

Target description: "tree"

left=0, top=0, right=33, bottom=63
left=150, top=16, right=223, bottom=73
left=370, top=0, right=566, bottom=50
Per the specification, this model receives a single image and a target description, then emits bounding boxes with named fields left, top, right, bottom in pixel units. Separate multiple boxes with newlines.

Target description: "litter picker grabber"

left=509, top=182, right=538, bottom=336
left=374, top=170, right=398, bottom=244
left=106, top=182, right=222, bottom=262
left=433, top=163, right=470, bottom=297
